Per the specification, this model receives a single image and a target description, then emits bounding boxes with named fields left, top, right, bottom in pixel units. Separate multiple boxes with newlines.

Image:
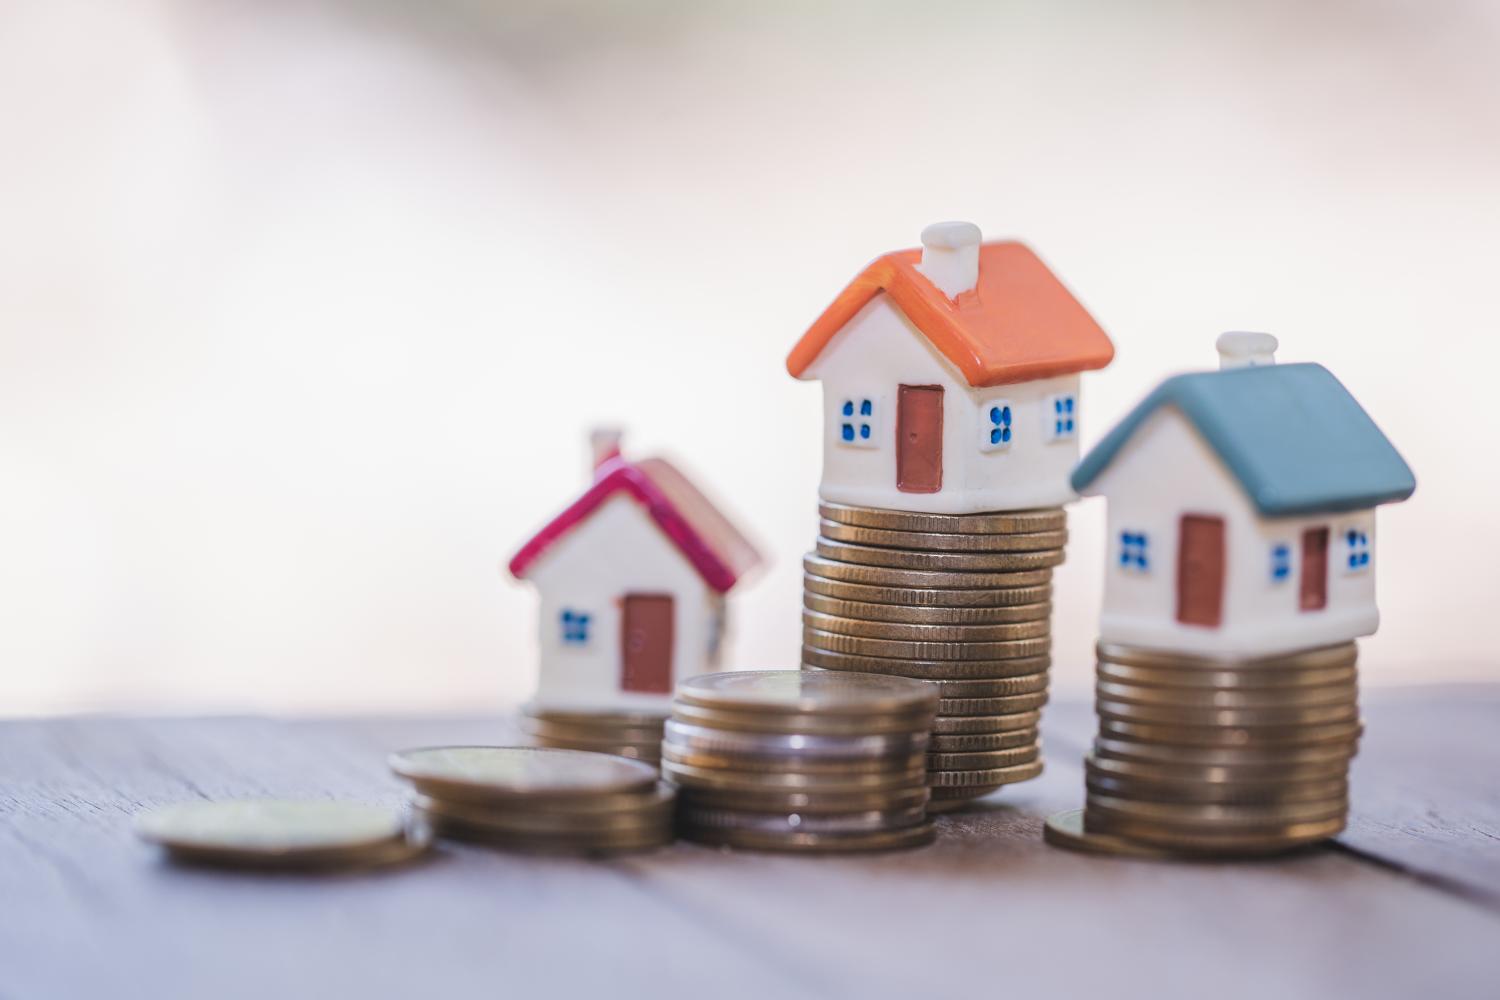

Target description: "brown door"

left=897, top=385, right=943, bottom=493
left=621, top=594, right=675, bottom=694
left=1176, top=515, right=1226, bottom=627
left=1300, top=528, right=1329, bottom=611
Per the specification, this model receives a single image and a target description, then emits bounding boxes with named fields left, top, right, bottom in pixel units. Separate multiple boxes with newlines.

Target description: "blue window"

left=1271, top=543, right=1292, bottom=582
left=560, top=609, right=591, bottom=645
left=1119, top=531, right=1149, bottom=572
left=980, top=400, right=1013, bottom=451
left=1345, top=529, right=1371, bottom=571
left=839, top=397, right=876, bottom=447
left=1047, top=393, right=1077, bottom=441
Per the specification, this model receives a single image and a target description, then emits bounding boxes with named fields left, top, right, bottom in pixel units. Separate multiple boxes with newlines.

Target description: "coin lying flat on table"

left=818, top=519, right=1070, bottom=553
left=390, top=746, right=657, bottom=805
left=803, top=573, right=1053, bottom=609
left=1095, top=641, right=1358, bottom=674
left=678, top=804, right=928, bottom=835
left=1094, top=660, right=1359, bottom=692
left=135, top=799, right=427, bottom=871
left=803, top=554, right=1053, bottom=590
left=817, top=538, right=1065, bottom=572
left=413, top=786, right=675, bottom=835
left=1042, top=808, right=1174, bottom=859
left=1085, top=770, right=1349, bottom=806
left=1084, top=813, right=1346, bottom=854
left=819, top=502, right=1067, bottom=535
left=671, top=700, right=936, bottom=736
left=682, top=819, right=938, bottom=854
left=663, top=718, right=926, bottom=759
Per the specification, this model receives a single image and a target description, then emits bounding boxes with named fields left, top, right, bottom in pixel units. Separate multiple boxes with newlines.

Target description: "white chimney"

left=917, top=221, right=982, bottom=299
left=589, top=426, right=623, bottom=474
left=1215, top=331, right=1279, bottom=370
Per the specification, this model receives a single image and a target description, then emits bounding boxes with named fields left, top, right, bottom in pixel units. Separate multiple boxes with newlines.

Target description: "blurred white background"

left=1, top=0, right=1496, bottom=714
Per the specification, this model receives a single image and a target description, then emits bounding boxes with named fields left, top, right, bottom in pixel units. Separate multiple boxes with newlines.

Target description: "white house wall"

left=1088, top=407, right=1379, bottom=658
left=804, top=296, right=1082, bottom=514
left=524, top=495, right=720, bottom=712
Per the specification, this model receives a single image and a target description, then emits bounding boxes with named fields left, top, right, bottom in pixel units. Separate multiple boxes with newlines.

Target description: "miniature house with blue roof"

left=1072, top=333, right=1415, bottom=657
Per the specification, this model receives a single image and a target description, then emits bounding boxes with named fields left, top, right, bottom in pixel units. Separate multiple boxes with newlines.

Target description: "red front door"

left=1300, top=528, right=1329, bottom=611
left=897, top=384, right=943, bottom=493
left=1176, top=515, right=1226, bottom=627
left=621, top=593, right=675, bottom=694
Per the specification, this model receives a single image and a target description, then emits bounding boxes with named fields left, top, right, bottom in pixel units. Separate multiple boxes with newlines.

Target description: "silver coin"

left=803, top=609, right=1051, bottom=643
left=804, top=592, right=1053, bottom=625
left=819, top=502, right=1066, bottom=534
left=804, top=627, right=1052, bottom=662
left=817, top=537, right=1066, bottom=572
left=663, top=718, right=926, bottom=759
left=804, top=553, right=1052, bottom=589
left=819, top=519, right=1069, bottom=553
left=802, top=645, right=1052, bottom=679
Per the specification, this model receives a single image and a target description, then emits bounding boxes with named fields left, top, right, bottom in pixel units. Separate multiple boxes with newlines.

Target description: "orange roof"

left=786, top=241, right=1113, bottom=388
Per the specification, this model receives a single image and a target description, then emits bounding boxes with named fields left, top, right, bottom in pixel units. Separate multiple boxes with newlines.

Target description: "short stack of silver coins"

left=800, top=502, right=1064, bottom=810
left=521, top=705, right=666, bottom=770
left=1078, top=642, right=1362, bottom=855
left=391, top=746, right=676, bottom=855
left=665, top=670, right=940, bottom=852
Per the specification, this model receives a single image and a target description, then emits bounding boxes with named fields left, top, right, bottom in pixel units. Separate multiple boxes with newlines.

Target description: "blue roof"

left=1072, top=363, right=1415, bottom=516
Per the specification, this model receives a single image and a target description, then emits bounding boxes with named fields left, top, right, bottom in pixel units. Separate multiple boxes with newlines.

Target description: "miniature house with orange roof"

left=787, top=222, right=1114, bottom=514
left=508, top=430, right=763, bottom=712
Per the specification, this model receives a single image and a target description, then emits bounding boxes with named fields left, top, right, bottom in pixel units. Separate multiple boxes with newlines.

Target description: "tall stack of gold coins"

left=800, top=502, right=1064, bottom=811
left=665, top=671, right=939, bottom=852
left=1046, top=642, right=1361, bottom=856
left=521, top=705, right=666, bottom=770
left=391, top=746, right=676, bottom=855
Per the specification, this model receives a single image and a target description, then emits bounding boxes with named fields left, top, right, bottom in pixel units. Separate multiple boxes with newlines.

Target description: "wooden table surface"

left=3, top=685, right=1497, bottom=1000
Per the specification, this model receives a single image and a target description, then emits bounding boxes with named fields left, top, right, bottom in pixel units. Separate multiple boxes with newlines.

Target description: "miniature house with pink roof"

left=787, top=222, right=1114, bottom=514
left=509, top=431, right=763, bottom=712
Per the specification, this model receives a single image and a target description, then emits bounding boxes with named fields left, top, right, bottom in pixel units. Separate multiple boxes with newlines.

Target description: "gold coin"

left=1096, top=641, right=1358, bottom=673
left=926, top=745, right=1040, bottom=770
left=1085, top=771, right=1349, bottom=806
left=1095, top=680, right=1357, bottom=710
left=928, top=729, right=1038, bottom=752
left=675, top=669, right=938, bottom=717
left=928, top=760, right=1044, bottom=787
left=670, top=701, right=934, bottom=737
left=817, top=538, right=1066, bottom=572
left=803, top=573, right=1053, bottom=609
left=413, top=785, right=674, bottom=835
left=663, top=718, right=926, bottom=759
left=1094, top=660, right=1358, bottom=692
left=927, top=784, right=1005, bottom=805
left=1042, top=808, right=1175, bottom=859
left=527, top=739, right=661, bottom=765
left=803, top=609, right=1051, bottom=643
left=662, top=744, right=926, bottom=775
left=1094, top=696, right=1360, bottom=729
left=135, top=799, right=424, bottom=870
left=933, top=710, right=1042, bottom=734
left=522, top=717, right=665, bottom=744
left=803, top=664, right=1048, bottom=698
left=1083, top=809, right=1345, bottom=854
left=521, top=704, right=669, bottom=728
left=819, top=519, right=1070, bottom=553
left=425, top=814, right=672, bottom=853
left=1085, top=792, right=1348, bottom=828
left=389, top=746, right=657, bottom=804
left=819, top=502, right=1067, bottom=535
left=804, top=627, right=1052, bottom=663
left=1097, top=717, right=1365, bottom=748
left=801, top=645, right=1051, bottom=679
left=662, top=759, right=928, bottom=793
left=939, top=692, right=1049, bottom=715
left=1086, top=749, right=1352, bottom=785
left=677, top=804, right=928, bottom=835
left=678, top=784, right=930, bottom=815
left=680, top=819, right=936, bottom=853
left=804, top=553, right=1052, bottom=589
left=1091, top=735, right=1359, bottom=767
left=804, top=593, right=1053, bottom=626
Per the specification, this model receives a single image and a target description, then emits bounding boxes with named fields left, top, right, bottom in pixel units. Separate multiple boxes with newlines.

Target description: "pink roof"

left=508, top=456, right=762, bottom=594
